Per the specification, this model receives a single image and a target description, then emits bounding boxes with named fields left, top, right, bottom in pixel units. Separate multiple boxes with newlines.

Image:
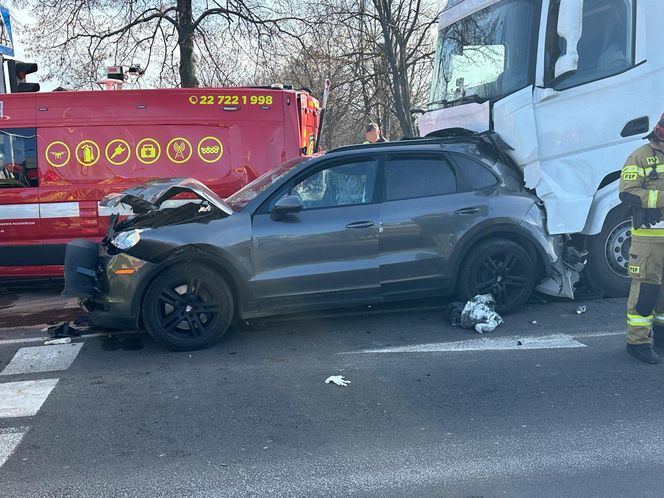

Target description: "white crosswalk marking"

left=0, top=427, right=28, bottom=468
left=0, top=343, right=83, bottom=376
left=0, top=379, right=59, bottom=418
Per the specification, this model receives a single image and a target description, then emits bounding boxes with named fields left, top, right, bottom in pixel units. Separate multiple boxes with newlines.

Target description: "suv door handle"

left=346, top=221, right=374, bottom=229
left=454, top=207, right=480, bottom=215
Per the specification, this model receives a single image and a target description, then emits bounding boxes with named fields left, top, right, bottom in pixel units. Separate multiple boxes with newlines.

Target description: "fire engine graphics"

left=0, top=87, right=320, bottom=278
left=420, top=0, right=664, bottom=296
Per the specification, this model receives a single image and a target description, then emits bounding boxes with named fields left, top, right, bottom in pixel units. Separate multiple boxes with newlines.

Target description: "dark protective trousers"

left=627, top=239, right=664, bottom=344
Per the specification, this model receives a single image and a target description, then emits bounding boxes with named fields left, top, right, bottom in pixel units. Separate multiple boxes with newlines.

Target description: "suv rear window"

left=385, top=155, right=457, bottom=201
left=451, top=153, right=498, bottom=190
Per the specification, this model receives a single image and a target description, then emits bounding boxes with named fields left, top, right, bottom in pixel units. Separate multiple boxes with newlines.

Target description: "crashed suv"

left=64, top=137, right=583, bottom=350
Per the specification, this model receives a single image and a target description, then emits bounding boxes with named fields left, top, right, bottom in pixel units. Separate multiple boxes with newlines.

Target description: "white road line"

left=0, top=331, right=138, bottom=347
left=347, top=334, right=589, bottom=354
left=0, top=379, right=59, bottom=418
left=0, top=427, right=29, bottom=469
left=0, top=343, right=83, bottom=376
left=343, top=329, right=626, bottom=355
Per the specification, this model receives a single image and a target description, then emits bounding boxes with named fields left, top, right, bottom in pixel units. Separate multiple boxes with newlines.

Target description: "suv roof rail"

left=329, top=135, right=487, bottom=154
left=329, top=137, right=452, bottom=154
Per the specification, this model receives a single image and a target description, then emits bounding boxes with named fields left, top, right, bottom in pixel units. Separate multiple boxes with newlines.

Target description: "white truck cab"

left=420, top=0, right=664, bottom=296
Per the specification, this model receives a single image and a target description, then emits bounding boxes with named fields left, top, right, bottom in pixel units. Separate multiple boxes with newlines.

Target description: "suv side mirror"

left=271, top=194, right=302, bottom=221
left=554, top=0, right=583, bottom=79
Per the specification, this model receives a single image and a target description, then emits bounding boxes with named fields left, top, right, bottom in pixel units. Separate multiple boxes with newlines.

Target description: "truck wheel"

left=456, top=238, right=536, bottom=314
left=586, top=207, right=631, bottom=297
left=141, top=264, right=234, bottom=351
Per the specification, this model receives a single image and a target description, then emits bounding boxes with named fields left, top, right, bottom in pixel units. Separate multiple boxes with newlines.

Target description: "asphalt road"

left=1, top=297, right=663, bottom=497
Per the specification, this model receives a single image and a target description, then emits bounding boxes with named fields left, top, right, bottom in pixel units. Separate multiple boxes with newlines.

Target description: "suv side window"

left=451, top=153, right=498, bottom=190
left=385, top=155, right=457, bottom=201
left=291, top=159, right=378, bottom=210
left=545, top=0, right=634, bottom=90
left=0, top=128, right=38, bottom=188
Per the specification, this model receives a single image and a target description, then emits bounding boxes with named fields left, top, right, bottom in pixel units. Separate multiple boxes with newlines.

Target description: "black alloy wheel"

left=457, top=238, right=536, bottom=314
left=142, top=264, right=234, bottom=351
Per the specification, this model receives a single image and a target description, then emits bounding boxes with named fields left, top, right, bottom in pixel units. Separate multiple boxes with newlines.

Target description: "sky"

left=9, top=5, right=56, bottom=90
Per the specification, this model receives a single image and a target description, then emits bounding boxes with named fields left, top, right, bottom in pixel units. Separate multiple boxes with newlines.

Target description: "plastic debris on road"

left=449, top=294, right=504, bottom=334
left=44, top=337, right=72, bottom=345
left=325, top=375, right=351, bottom=387
left=576, top=305, right=587, bottom=314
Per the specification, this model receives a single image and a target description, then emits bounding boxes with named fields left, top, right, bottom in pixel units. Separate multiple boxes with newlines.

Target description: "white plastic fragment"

left=576, top=305, right=587, bottom=314
left=44, top=337, right=71, bottom=345
left=325, top=375, right=351, bottom=387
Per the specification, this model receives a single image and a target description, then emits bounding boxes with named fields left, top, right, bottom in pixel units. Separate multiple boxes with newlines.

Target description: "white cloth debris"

left=325, top=375, right=351, bottom=387
left=44, top=337, right=72, bottom=345
left=449, top=294, right=504, bottom=334
left=576, top=305, right=587, bottom=314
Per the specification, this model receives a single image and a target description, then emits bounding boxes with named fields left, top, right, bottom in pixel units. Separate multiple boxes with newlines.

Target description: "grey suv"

left=64, top=136, right=564, bottom=350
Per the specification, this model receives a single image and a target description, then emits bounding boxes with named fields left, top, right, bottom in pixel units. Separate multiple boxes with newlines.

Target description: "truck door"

left=531, top=0, right=644, bottom=235
left=0, top=128, right=44, bottom=277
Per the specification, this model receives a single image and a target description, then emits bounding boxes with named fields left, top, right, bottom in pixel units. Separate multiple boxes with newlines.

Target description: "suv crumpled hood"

left=100, top=178, right=233, bottom=215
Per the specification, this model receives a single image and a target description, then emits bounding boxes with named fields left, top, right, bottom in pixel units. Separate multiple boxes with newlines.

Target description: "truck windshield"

left=430, top=0, right=542, bottom=110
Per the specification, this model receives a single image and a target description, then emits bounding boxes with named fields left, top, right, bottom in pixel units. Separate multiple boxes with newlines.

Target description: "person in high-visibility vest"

left=619, top=113, right=664, bottom=363
left=363, top=122, right=387, bottom=144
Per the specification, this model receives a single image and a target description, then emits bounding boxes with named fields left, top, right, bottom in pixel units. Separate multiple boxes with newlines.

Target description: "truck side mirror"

left=271, top=194, right=302, bottom=221
left=554, top=0, right=584, bottom=79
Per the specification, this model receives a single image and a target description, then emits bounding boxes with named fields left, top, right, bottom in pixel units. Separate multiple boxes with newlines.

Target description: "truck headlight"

left=111, top=229, right=147, bottom=250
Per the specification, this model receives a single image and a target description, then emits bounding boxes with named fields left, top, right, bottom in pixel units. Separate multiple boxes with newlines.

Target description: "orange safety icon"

left=75, top=140, right=100, bottom=167
left=197, top=136, right=224, bottom=164
left=136, top=138, right=161, bottom=165
left=166, top=137, right=193, bottom=164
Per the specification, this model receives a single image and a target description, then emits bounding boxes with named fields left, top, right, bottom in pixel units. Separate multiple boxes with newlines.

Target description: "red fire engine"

left=0, top=85, right=321, bottom=279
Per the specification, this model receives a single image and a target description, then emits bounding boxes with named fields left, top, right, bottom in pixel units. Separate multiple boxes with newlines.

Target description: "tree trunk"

left=177, top=0, right=199, bottom=88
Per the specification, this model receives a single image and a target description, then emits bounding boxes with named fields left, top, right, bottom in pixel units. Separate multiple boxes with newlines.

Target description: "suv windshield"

left=430, top=0, right=542, bottom=110
left=225, top=156, right=309, bottom=211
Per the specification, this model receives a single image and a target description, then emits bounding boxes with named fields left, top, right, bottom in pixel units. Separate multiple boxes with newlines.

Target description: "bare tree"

left=19, top=0, right=308, bottom=88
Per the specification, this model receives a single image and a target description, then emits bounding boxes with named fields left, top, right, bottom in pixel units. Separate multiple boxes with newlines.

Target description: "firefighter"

left=619, top=114, right=664, bottom=363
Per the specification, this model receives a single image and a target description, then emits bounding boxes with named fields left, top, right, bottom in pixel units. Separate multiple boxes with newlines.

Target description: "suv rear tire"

left=142, top=264, right=234, bottom=351
left=457, top=238, right=536, bottom=314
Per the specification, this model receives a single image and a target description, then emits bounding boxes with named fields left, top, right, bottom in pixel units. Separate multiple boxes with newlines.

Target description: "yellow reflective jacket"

left=620, top=140, right=664, bottom=239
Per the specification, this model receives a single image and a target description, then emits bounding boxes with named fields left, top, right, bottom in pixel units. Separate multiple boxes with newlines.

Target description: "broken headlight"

left=111, top=229, right=147, bottom=250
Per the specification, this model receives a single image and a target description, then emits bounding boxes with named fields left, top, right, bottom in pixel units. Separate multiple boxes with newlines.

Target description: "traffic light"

left=7, top=60, right=39, bottom=92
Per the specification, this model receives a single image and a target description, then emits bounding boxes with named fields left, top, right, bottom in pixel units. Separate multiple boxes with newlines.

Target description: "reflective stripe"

left=622, top=165, right=644, bottom=174
left=627, top=314, right=653, bottom=326
left=654, top=314, right=664, bottom=324
left=0, top=204, right=40, bottom=220
left=648, top=190, right=660, bottom=208
left=39, top=202, right=80, bottom=219
left=621, top=165, right=664, bottom=176
left=0, top=202, right=81, bottom=220
left=632, top=228, right=664, bottom=237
